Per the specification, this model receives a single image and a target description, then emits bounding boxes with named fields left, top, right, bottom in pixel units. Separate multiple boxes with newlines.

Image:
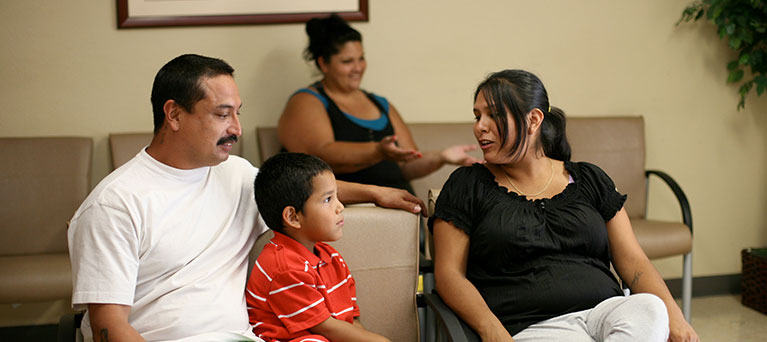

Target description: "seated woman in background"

left=430, top=69, right=698, bottom=342
left=278, top=14, right=480, bottom=194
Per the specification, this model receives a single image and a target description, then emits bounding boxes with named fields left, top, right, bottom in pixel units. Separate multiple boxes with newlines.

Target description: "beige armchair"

left=61, top=131, right=421, bottom=342
left=423, top=116, right=693, bottom=341
left=0, top=137, right=92, bottom=305
left=567, top=116, right=692, bottom=319
left=108, top=132, right=242, bottom=170
left=413, top=118, right=692, bottom=318
left=251, top=205, right=422, bottom=341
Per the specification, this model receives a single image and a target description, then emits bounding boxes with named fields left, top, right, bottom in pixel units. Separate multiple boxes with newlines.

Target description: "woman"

left=430, top=70, right=698, bottom=342
left=279, top=14, right=480, bottom=193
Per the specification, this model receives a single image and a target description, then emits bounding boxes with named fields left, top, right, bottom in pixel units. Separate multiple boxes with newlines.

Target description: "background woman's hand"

left=440, top=144, right=482, bottom=166
left=378, top=135, right=421, bottom=162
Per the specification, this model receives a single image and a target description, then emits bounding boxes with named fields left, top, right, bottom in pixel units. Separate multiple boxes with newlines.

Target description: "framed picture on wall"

left=117, top=0, right=368, bottom=28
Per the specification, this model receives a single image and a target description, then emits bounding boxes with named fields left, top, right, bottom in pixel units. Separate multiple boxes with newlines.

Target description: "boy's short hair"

left=254, top=152, right=332, bottom=233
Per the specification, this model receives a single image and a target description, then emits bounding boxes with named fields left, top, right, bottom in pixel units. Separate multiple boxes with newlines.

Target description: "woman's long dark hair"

left=304, top=14, right=362, bottom=69
left=474, top=69, right=571, bottom=162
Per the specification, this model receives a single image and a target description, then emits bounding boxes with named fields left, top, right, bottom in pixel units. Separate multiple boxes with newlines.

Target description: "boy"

left=247, top=152, right=391, bottom=342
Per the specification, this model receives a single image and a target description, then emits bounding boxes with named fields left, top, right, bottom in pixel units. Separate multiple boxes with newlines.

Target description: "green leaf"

left=737, top=81, right=752, bottom=110
left=743, top=29, right=755, bottom=44
left=730, top=36, right=742, bottom=49
left=695, top=9, right=705, bottom=20
left=728, top=60, right=739, bottom=70
left=726, top=23, right=736, bottom=35
left=729, top=69, right=744, bottom=83
left=712, top=5, right=724, bottom=20
left=757, top=83, right=765, bottom=96
left=739, top=81, right=753, bottom=96
left=739, top=53, right=751, bottom=65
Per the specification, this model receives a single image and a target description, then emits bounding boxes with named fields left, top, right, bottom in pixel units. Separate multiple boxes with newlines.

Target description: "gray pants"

left=513, top=293, right=669, bottom=342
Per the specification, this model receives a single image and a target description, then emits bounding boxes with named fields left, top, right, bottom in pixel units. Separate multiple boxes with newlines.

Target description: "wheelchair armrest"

left=645, top=170, right=693, bottom=233
left=420, top=253, right=433, bottom=273
left=423, top=293, right=480, bottom=342
left=57, top=311, right=84, bottom=342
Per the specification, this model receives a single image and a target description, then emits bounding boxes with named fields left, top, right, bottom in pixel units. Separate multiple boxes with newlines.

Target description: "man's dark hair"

left=150, top=54, right=235, bottom=134
left=254, top=152, right=333, bottom=233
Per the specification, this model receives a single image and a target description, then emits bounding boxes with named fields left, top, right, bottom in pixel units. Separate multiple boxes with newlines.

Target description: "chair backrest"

left=567, top=116, right=646, bottom=219
left=256, top=126, right=281, bottom=165
left=0, top=137, right=92, bottom=256
left=256, top=118, right=647, bottom=218
left=251, top=205, right=420, bottom=341
left=411, top=118, right=647, bottom=219
left=109, top=132, right=243, bottom=170
left=255, top=124, right=483, bottom=202
left=408, top=123, right=482, bottom=203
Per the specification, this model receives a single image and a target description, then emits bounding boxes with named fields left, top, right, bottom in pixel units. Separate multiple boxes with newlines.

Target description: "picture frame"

left=117, top=0, right=368, bottom=28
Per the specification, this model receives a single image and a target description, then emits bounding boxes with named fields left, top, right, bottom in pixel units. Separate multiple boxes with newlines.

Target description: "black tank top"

left=313, top=82, right=413, bottom=193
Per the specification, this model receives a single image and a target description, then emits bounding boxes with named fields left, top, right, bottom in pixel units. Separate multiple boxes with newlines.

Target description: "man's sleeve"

left=68, top=204, right=140, bottom=310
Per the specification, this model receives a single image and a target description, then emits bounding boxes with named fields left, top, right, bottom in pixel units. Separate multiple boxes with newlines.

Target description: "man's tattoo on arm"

left=99, top=328, right=110, bottom=342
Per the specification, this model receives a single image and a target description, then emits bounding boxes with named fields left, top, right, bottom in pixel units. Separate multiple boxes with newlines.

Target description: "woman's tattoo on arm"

left=630, top=271, right=643, bottom=288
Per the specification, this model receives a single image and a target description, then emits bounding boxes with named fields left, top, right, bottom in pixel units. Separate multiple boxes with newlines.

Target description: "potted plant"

left=678, top=1, right=767, bottom=109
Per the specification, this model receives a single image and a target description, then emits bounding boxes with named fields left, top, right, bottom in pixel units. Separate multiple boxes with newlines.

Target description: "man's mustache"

left=217, top=135, right=238, bottom=145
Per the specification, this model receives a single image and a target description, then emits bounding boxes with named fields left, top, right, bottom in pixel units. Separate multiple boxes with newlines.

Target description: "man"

left=68, top=54, right=424, bottom=342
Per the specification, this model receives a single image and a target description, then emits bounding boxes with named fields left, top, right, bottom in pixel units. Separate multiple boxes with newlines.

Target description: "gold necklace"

left=503, top=158, right=554, bottom=197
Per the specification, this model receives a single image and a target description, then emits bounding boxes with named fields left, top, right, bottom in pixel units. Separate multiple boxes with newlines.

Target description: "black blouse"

left=312, top=82, right=413, bottom=193
left=428, top=161, right=627, bottom=336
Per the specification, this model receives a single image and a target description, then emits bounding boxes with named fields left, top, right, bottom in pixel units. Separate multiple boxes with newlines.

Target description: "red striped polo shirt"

left=246, top=231, right=360, bottom=342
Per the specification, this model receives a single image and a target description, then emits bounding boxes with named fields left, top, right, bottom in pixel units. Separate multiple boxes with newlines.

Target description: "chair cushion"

left=0, top=254, right=72, bottom=303
left=630, top=218, right=692, bottom=259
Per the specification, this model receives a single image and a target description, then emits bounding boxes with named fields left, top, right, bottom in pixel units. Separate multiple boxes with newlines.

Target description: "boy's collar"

left=271, top=231, right=330, bottom=265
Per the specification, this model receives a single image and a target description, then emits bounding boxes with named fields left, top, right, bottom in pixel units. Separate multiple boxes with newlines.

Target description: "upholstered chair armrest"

left=645, top=170, right=693, bottom=232
left=423, top=292, right=480, bottom=342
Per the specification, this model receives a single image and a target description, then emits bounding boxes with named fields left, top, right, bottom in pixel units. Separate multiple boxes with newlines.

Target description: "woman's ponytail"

left=540, top=106, right=571, bottom=161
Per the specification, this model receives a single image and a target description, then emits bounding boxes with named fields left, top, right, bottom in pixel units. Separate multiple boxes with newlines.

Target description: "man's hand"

left=337, top=181, right=426, bottom=216
left=371, top=185, right=426, bottom=216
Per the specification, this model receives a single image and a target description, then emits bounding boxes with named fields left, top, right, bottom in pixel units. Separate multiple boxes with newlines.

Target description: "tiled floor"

left=1, top=295, right=765, bottom=341
left=690, top=295, right=767, bottom=341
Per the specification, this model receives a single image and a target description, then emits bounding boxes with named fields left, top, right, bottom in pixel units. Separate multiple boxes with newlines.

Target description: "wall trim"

left=665, top=273, right=742, bottom=297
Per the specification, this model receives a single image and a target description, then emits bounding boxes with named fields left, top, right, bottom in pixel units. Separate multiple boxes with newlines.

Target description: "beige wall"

left=1, top=0, right=765, bottom=281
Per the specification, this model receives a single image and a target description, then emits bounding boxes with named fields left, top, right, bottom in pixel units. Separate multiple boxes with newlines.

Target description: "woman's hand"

left=668, top=315, right=699, bottom=342
left=378, top=135, right=421, bottom=162
left=478, top=328, right=515, bottom=342
left=440, top=144, right=482, bottom=166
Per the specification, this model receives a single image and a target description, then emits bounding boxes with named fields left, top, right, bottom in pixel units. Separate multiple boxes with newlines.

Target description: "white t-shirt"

left=68, top=149, right=267, bottom=342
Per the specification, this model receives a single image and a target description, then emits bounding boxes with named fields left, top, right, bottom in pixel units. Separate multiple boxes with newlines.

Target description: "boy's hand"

left=310, top=317, right=391, bottom=342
